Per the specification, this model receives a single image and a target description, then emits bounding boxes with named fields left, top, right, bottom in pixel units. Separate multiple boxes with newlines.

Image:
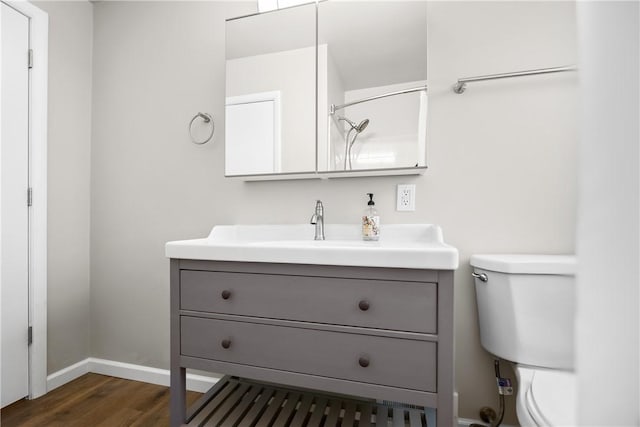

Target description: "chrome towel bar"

left=453, top=65, right=577, bottom=94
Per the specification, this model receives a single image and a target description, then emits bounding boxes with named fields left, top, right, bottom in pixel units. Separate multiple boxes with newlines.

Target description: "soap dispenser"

left=362, top=193, right=380, bottom=241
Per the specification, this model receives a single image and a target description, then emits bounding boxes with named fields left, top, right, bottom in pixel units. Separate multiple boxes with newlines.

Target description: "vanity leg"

left=425, top=407, right=436, bottom=427
left=437, top=270, right=455, bottom=426
left=170, top=259, right=186, bottom=427
left=170, top=367, right=186, bottom=427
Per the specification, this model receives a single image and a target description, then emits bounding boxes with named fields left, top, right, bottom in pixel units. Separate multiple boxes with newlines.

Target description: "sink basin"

left=165, top=224, right=458, bottom=269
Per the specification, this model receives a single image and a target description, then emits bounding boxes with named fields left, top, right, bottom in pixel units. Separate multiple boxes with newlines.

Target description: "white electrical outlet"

left=397, top=184, right=416, bottom=211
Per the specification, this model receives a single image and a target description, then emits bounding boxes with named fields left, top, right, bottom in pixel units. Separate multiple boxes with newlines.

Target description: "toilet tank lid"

left=470, top=254, right=576, bottom=275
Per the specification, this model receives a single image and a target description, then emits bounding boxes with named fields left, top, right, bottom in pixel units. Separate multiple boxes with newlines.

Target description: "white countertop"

left=166, top=224, right=459, bottom=270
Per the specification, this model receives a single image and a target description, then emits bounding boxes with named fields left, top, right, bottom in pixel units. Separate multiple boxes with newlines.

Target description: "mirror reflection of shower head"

left=356, top=119, right=369, bottom=133
left=338, top=116, right=369, bottom=134
left=339, top=117, right=370, bottom=170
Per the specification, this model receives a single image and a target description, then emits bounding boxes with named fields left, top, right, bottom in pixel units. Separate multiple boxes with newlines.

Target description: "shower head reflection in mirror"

left=337, top=116, right=370, bottom=170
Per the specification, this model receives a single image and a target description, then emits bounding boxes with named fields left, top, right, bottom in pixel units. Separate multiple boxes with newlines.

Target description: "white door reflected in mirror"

left=225, top=92, right=281, bottom=176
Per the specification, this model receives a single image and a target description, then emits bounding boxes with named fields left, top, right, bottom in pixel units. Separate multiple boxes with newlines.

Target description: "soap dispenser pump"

left=362, top=193, right=380, bottom=241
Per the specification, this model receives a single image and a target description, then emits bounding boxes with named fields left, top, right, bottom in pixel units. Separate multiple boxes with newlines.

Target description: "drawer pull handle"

left=221, top=290, right=232, bottom=300
left=358, top=300, right=370, bottom=311
left=358, top=356, right=370, bottom=368
left=221, top=339, right=232, bottom=349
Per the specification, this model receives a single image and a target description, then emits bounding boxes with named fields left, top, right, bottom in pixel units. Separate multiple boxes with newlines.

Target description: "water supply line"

left=469, top=359, right=506, bottom=427
left=493, top=359, right=506, bottom=427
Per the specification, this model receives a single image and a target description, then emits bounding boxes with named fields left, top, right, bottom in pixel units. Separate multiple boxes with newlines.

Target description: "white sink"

left=165, top=224, right=458, bottom=269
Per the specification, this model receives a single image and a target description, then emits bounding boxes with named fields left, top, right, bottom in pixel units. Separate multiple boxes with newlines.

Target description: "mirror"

left=224, top=1, right=428, bottom=179
left=225, top=4, right=316, bottom=176
left=318, top=1, right=428, bottom=173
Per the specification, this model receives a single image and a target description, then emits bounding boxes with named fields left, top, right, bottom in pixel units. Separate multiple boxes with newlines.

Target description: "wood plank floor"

left=0, top=373, right=202, bottom=427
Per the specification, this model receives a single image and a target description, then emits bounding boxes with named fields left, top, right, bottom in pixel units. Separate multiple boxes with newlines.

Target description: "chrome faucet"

left=309, top=200, right=325, bottom=240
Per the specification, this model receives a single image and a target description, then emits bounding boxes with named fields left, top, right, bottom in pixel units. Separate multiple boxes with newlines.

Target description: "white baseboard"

left=46, top=359, right=90, bottom=392
left=46, top=358, right=220, bottom=394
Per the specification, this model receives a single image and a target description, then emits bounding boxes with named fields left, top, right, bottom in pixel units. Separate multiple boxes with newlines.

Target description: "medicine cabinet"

left=225, top=1, right=428, bottom=180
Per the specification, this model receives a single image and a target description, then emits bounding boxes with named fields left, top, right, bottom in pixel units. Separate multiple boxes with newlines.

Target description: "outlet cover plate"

left=397, top=184, right=416, bottom=211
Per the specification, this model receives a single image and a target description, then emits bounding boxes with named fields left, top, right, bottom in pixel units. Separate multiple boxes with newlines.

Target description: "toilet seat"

left=519, top=367, right=576, bottom=426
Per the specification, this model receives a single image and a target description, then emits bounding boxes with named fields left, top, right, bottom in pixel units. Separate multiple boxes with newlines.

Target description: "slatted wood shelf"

left=185, top=376, right=435, bottom=427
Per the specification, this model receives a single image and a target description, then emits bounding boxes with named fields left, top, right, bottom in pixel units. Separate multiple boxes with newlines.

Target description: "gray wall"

left=75, top=1, right=575, bottom=423
left=33, top=1, right=93, bottom=374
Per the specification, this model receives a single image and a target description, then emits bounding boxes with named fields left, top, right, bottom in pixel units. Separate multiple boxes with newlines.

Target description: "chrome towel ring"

left=189, top=112, right=214, bottom=145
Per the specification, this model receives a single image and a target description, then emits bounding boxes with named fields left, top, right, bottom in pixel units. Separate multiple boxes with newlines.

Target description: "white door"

left=1, top=1, right=31, bottom=408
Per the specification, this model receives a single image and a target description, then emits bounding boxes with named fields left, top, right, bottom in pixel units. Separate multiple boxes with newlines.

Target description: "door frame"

left=1, top=0, right=48, bottom=399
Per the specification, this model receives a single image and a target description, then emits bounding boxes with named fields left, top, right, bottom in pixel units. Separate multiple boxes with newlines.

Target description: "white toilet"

left=470, top=254, right=577, bottom=426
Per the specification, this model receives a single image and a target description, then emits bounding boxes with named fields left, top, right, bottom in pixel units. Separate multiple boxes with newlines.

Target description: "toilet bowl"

left=516, top=366, right=576, bottom=427
left=470, top=254, right=576, bottom=427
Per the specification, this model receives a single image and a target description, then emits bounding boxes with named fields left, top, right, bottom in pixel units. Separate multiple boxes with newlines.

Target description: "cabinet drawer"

left=180, top=270, right=436, bottom=333
left=181, top=316, right=437, bottom=392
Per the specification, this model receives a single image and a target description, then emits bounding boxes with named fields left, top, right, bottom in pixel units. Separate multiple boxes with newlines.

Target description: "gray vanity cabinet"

left=170, top=259, right=454, bottom=426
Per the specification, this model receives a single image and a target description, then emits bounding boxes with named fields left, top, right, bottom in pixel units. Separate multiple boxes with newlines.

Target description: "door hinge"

left=28, top=49, right=33, bottom=69
left=28, top=326, right=33, bottom=345
left=27, top=187, right=32, bottom=207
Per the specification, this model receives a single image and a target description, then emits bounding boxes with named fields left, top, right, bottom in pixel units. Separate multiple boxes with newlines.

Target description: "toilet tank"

left=470, top=254, right=576, bottom=370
